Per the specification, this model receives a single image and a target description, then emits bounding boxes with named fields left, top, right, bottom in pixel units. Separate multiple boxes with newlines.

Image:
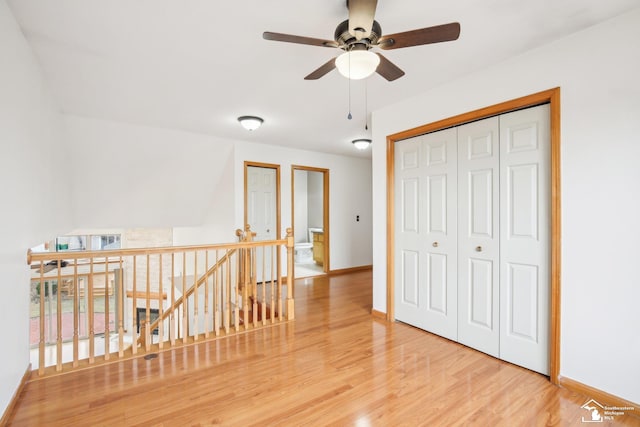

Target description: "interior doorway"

left=291, top=166, right=329, bottom=278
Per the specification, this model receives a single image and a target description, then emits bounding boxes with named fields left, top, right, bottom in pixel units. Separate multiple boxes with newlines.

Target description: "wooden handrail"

left=27, top=238, right=287, bottom=264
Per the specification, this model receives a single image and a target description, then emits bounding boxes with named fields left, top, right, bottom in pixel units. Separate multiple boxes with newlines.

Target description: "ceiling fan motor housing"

left=335, top=19, right=381, bottom=50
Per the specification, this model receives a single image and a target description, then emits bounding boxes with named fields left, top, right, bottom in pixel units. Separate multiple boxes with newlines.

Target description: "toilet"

left=294, top=228, right=322, bottom=264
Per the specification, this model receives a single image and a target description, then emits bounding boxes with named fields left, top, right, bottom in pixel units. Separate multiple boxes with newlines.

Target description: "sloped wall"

left=64, top=115, right=235, bottom=229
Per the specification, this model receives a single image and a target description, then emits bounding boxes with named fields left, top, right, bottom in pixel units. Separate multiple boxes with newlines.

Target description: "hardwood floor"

left=7, top=271, right=639, bottom=426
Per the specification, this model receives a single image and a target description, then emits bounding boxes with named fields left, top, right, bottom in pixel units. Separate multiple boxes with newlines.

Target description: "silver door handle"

left=266, top=229, right=270, bottom=233
left=475, top=246, right=482, bottom=252
left=432, top=242, right=438, bottom=248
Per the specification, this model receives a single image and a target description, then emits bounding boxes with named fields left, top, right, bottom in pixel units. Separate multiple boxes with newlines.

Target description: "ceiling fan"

left=263, top=0, right=460, bottom=81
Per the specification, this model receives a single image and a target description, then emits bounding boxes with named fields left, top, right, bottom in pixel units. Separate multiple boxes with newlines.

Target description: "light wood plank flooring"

left=7, top=271, right=639, bottom=426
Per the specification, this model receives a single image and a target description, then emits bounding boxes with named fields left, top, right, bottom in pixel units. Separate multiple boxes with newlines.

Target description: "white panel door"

left=394, top=129, right=458, bottom=340
left=394, top=136, right=427, bottom=328
left=247, top=166, right=277, bottom=282
left=457, top=116, right=500, bottom=357
left=499, top=105, right=550, bottom=374
left=420, top=128, right=458, bottom=340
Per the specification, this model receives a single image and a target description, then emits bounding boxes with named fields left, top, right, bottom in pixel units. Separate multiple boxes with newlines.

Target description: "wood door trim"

left=291, top=165, right=330, bottom=274
left=385, top=87, right=561, bottom=384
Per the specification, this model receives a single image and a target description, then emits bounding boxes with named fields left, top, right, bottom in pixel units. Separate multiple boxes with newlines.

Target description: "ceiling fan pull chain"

left=347, top=51, right=353, bottom=120
left=365, top=79, right=368, bottom=130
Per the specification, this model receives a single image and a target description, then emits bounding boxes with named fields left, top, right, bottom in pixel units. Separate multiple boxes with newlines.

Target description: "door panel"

left=246, top=166, right=277, bottom=283
left=458, top=116, right=500, bottom=357
left=469, top=258, right=494, bottom=329
left=469, top=169, right=494, bottom=238
left=401, top=178, right=419, bottom=233
left=394, top=129, right=457, bottom=340
left=427, top=253, right=447, bottom=314
left=506, top=262, right=538, bottom=341
left=394, top=138, right=426, bottom=327
left=499, top=105, right=550, bottom=375
left=422, top=128, right=457, bottom=340
left=401, top=250, right=420, bottom=307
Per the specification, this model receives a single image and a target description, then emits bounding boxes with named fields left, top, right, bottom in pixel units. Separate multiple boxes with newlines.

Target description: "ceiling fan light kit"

left=352, top=138, right=372, bottom=150
left=335, top=49, right=380, bottom=80
left=238, top=116, right=264, bottom=131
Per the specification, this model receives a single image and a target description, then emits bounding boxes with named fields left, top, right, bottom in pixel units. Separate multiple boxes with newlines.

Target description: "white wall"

left=235, top=142, right=373, bottom=271
left=0, top=0, right=72, bottom=415
left=173, top=147, right=237, bottom=245
left=372, top=8, right=640, bottom=404
left=64, top=115, right=235, bottom=230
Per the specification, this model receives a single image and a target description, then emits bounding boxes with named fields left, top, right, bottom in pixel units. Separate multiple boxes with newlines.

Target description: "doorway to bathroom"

left=291, top=166, right=329, bottom=278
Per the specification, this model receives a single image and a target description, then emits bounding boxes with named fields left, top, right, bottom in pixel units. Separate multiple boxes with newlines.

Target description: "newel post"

left=285, top=227, right=295, bottom=320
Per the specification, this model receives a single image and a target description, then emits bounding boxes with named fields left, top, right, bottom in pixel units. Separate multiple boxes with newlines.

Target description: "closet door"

left=499, top=105, right=550, bottom=375
left=421, top=129, right=458, bottom=340
left=457, top=116, right=500, bottom=357
left=394, top=129, right=458, bottom=339
left=394, top=136, right=426, bottom=328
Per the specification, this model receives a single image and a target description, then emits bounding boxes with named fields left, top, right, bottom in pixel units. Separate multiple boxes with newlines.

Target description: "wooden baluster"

left=233, top=253, right=239, bottom=332
left=182, top=252, right=187, bottom=343
left=204, top=250, right=210, bottom=339
left=104, top=257, right=110, bottom=361
left=270, top=246, right=275, bottom=324
left=73, top=261, right=79, bottom=367
left=88, top=258, right=95, bottom=363
left=252, top=247, right=258, bottom=326
left=286, top=228, right=295, bottom=320
left=214, top=250, right=220, bottom=336
left=193, top=251, right=199, bottom=341
left=118, top=256, right=124, bottom=358
left=145, top=253, right=151, bottom=352
left=38, top=262, right=45, bottom=376
left=170, top=253, right=175, bottom=346
left=277, top=251, right=283, bottom=323
left=55, top=260, right=63, bottom=371
left=158, top=254, right=164, bottom=350
left=131, top=255, right=137, bottom=355
left=242, top=246, right=249, bottom=329
left=224, top=253, right=230, bottom=334
left=261, top=246, right=266, bottom=326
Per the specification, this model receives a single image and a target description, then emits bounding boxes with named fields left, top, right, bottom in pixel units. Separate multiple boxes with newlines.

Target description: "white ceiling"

left=7, top=0, right=639, bottom=158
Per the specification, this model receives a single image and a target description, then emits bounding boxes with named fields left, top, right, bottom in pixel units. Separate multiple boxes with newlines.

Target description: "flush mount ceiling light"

left=352, top=138, right=372, bottom=150
left=335, top=50, right=380, bottom=80
left=238, top=116, right=264, bottom=131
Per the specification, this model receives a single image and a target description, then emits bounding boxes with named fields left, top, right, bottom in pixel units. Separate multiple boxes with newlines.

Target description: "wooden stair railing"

left=26, top=226, right=295, bottom=378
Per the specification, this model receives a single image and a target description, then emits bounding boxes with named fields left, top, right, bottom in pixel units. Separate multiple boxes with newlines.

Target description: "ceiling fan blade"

left=377, top=22, right=461, bottom=50
left=304, top=58, right=337, bottom=80
left=375, top=53, right=405, bottom=81
left=263, top=32, right=339, bottom=48
left=348, top=0, right=378, bottom=40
